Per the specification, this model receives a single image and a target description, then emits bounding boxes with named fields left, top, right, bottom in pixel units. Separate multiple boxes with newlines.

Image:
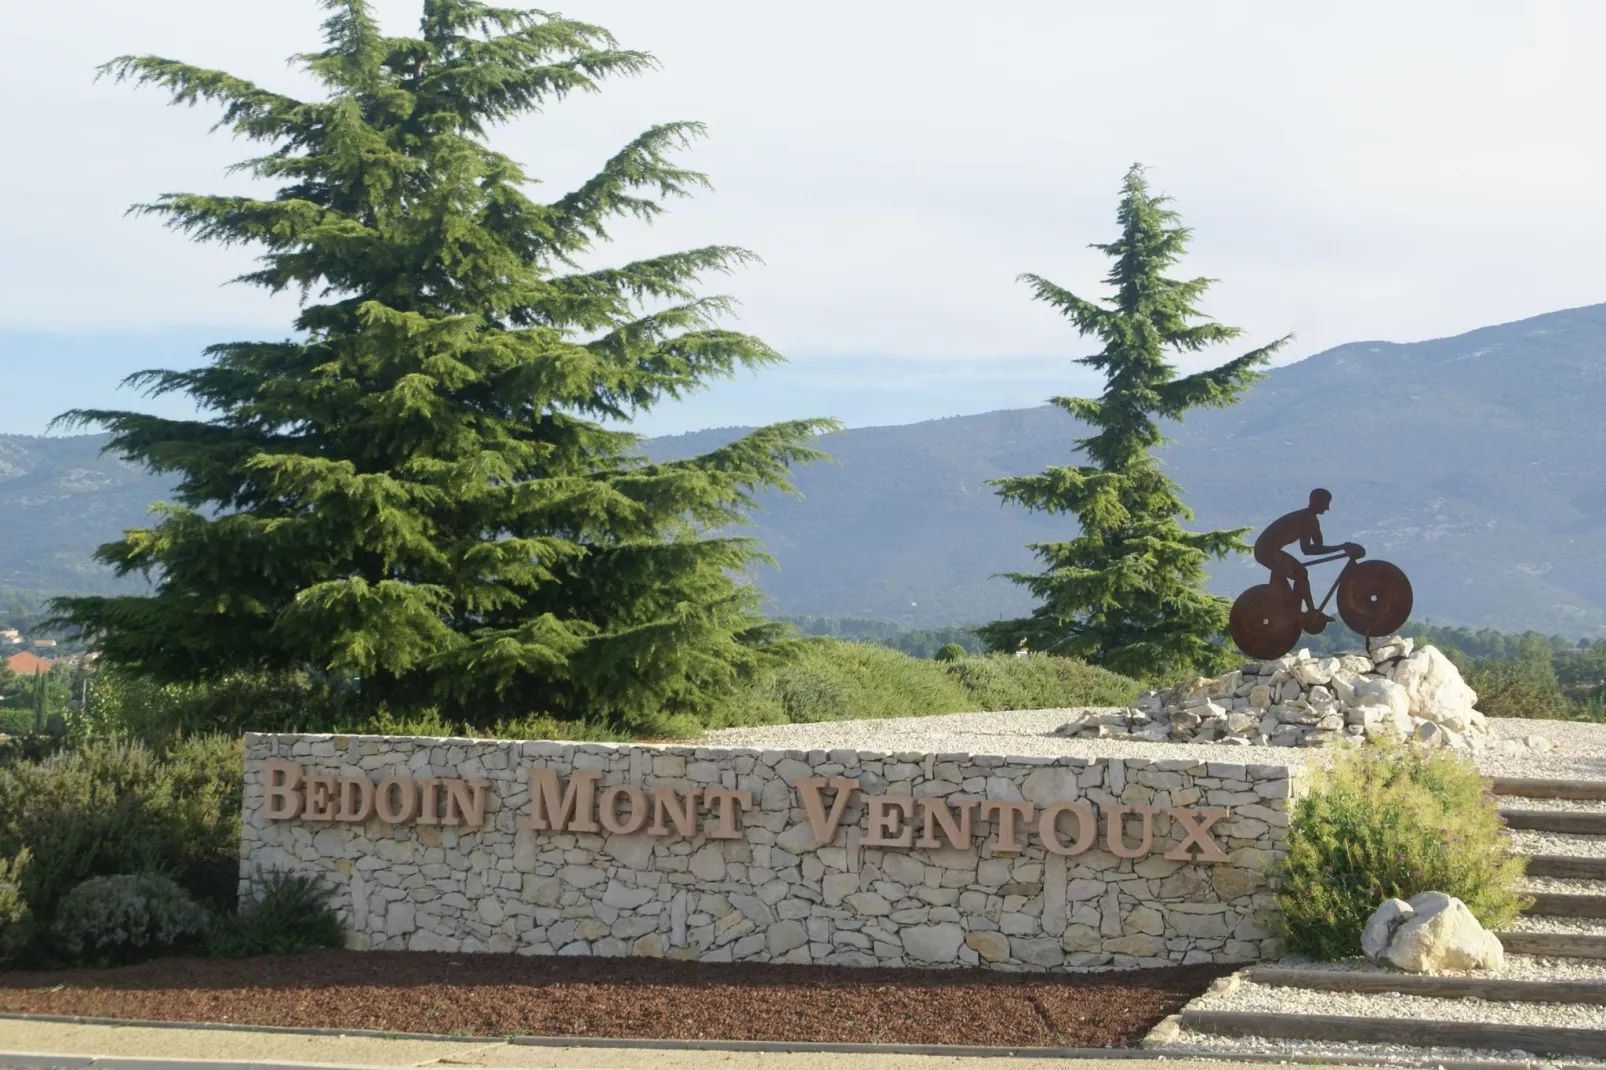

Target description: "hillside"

left=5, top=302, right=1606, bottom=635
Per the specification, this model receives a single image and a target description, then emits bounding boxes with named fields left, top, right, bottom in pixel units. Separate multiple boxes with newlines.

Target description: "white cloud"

left=3, top=0, right=1603, bottom=395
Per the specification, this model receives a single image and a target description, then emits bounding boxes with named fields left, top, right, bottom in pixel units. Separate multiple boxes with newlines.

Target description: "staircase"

left=1150, top=775, right=1606, bottom=1062
left=1492, top=776, right=1606, bottom=963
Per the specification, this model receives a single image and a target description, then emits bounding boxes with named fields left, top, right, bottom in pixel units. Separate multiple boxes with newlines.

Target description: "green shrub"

left=0, top=735, right=243, bottom=941
left=0, top=850, right=33, bottom=966
left=1467, top=657, right=1568, bottom=719
left=1275, top=741, right=1528, bottom=960
left=209, top=871, right=345, bottom=958
left=710, top=639, right=977, bottom=727
left=52, top=873, right=210, bottom=966
left=0, top=710, right=37, bottom=737
left=942, top=653, right=1140, bottom=711
left=933, top=643, right=967, bottom=662
left=79, top=670, right=362, bottom=745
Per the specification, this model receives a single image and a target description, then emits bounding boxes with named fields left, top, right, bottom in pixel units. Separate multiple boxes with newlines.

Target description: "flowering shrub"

left=1275, top=740, right=1528, bottom=960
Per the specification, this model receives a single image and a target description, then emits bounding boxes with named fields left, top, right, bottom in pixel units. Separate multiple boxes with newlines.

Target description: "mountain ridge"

left=4, top=301, right=1606, bottom=635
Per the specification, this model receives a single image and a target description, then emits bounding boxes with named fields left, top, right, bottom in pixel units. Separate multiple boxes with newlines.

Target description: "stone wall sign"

left=241, top=735, right=1300, bottom=971
left=262, top=761, right=1235, bottom=862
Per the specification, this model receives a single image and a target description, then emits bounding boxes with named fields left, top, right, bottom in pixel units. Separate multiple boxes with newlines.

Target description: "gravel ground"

left=1481, top=719, right=1606, bottom=781
left=1187, top=977, right=1606, bottom=1029
left=1267, top=953, right=1606, bottom=981
left=1163, top=1032, right=1606, bottom=1067
left=701, top=706, right=1313, bottom=765
left=1526, top=876, right=1606, bottom=894
left=700, top=710, right=1606, bottom=781
left=1498, top=798, right=1606, bottom=813
left=1511, top=832, right=1606, bottom=858
left=1508, top=916, right=1606, bottom=935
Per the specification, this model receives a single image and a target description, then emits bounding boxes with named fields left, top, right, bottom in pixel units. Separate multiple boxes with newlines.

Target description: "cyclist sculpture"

left=1228, top=488, right=1413, bottom=660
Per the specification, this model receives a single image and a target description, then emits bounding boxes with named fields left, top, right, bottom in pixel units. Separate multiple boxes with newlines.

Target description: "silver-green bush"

left=52, top=873, right=210, bottom=966
left=0, top=850, right=32, bottom=966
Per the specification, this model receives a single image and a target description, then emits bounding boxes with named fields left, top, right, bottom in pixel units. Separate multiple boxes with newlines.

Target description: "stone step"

left=1490, top=777, right=1606, bottom=802
left=1251, top=966, right=1606, bottom=1004
left=1501, top=809, right=1606, bottom=835
left=1178, top=1010, right=1606, bottom=1059
left=1524, top=854, right=1606, bottom=880
left=1496, top=930, right=1606, bottom=958
left=1524, top=892, right=1606, bottom=919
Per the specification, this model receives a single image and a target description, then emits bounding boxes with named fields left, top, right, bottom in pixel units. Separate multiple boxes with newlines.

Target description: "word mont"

left=260, top=761, right=1234, bottom=862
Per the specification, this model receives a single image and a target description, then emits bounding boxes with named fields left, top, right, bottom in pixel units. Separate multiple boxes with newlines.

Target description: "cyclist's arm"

left=1300, top=521, right=1348, bottom=556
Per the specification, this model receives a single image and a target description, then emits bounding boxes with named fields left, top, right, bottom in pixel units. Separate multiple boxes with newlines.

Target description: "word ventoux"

left=261, top=762, right=1233, bottom=862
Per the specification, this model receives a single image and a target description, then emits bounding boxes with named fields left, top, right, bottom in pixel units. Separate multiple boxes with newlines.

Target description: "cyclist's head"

left=1309, top=488, right=1332, bottom=512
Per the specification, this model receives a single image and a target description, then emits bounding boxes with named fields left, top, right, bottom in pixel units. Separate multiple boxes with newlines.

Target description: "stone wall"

left=240, top=734, right=1301, bottom=971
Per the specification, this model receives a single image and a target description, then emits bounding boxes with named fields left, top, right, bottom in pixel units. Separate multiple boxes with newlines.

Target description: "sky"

left=3, top=0, right=1603, bottom=437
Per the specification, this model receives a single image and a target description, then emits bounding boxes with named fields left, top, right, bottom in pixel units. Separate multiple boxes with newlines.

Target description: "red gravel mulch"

left=0, top=951, right=1229, bottom=1048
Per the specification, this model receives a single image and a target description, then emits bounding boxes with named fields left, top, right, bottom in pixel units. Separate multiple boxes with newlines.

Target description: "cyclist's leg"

left=1276, top=550, right=1313, bottom=612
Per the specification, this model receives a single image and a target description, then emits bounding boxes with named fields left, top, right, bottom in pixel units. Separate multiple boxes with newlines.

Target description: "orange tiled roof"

left=4, top=651, right=53, bottom=675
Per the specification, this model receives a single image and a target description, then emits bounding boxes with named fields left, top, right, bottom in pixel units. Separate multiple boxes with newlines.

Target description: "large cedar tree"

left=55, top=1, right=836, bottom=733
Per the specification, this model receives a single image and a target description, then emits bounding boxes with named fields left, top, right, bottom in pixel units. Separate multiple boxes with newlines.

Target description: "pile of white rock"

left=1056, top=636, right=1491, bottom=751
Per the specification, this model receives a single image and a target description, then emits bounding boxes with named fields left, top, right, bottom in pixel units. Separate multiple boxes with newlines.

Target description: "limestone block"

left=1010, top=937, right=1064, bottom=967
left=965, top=930, right=1011, bottom=962
left=766, top=919, right=809, bottom=956
left=1104, top=933, right=1167, bottom=957
left=689, top=843, right=726, bottom=882
left=901, top=923, right=964, bottom=963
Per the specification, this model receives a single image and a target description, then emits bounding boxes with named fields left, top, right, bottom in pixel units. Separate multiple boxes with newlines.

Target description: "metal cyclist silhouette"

left=1228, top=488, right=1413, bottom=660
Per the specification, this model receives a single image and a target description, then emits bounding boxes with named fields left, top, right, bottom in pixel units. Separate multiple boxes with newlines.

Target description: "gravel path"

left=1163, top=1033, right=1606, bottom=1067
left=1189, top=976, right=1606, bottom=1029
left=1510, top=831, right=1606, bottom=858
left=1526, top=876, right=1606, bottom=894
left=1507, top=915, right=1606, bottom=935
left=700, top=710, right=1606, bottom=780
left=1498, top=797, right=1606, bottom=813
left=1481, top=719, right=1606, bottom=780
left=701, top=706, right=1317, bottom=765
left=1268, top=953, right=1606, bottom=982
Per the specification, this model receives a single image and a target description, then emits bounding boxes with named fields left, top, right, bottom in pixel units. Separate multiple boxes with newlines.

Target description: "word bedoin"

left=260, top=763, right=1232, bottom=862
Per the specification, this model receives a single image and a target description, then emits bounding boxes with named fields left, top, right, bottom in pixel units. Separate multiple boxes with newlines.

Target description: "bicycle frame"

left=1297, top=551, right=1355, bottom=613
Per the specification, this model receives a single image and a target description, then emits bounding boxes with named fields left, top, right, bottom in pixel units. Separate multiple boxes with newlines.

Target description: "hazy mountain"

left=0, top=435, right=170, bottom=596
left=4, top=302, right=1606, bottom=636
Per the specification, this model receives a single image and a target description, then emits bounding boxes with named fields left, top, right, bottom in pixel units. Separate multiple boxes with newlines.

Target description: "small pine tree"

left=51, top=2, right=837, bottom=735
left=978, top=165, right=1290, bottom=681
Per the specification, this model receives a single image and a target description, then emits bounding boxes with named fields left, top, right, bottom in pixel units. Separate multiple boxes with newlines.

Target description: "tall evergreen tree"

left=977, top=165, right=1289, bottom=680
left=52, top=1, right=837, bottom=734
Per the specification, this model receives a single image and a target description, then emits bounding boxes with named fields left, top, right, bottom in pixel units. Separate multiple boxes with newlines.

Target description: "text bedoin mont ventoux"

left=260, top=761, right=1234, bottom=862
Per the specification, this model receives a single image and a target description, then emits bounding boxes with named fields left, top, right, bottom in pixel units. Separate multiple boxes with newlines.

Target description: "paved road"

left=0, top=1020, right=1382, bottom=1070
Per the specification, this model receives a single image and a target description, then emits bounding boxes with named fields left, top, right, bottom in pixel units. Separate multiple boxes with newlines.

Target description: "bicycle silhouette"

left=1229, top=544, right=1413, bottom=661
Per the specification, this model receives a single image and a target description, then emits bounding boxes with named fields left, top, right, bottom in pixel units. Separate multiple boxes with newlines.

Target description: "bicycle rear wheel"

left=1337, top=560, right=1413, bottom=637
left=1229, top=584, right=1301, bottom=660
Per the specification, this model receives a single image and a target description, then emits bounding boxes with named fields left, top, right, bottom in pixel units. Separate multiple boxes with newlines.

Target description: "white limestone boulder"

left=1381, top=891, right=1504, bottom=973
left=1350, top=677, right=1412, bottom=722
left=1393, top=646, right=1481, bottom=729
left=1360, top=897, right=1414, bottom=961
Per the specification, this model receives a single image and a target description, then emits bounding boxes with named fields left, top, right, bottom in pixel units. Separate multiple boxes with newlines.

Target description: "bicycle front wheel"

left=1337, top=560, right=1413, bottom=637
left=1229, top=583, right=1301, bottom=660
